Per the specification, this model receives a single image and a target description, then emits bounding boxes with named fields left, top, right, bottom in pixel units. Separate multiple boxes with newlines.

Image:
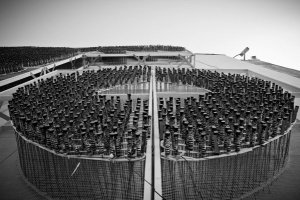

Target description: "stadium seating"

left=0, top=45, right=185, bottom=75
left=0, top=47, right=79, bottom=74
left=98, top=45, right=185, bottom=54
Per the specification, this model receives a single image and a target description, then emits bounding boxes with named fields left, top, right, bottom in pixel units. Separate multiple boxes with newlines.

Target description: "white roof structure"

left=84, top=50, right=192, bottom=57
left=194, top=54, right=300, bottom=92
left=194, top=54, right=300, bottom=119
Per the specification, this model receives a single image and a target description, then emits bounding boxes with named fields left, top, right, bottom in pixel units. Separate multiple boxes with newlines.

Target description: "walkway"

left=0, top=126, right=47, bottom=200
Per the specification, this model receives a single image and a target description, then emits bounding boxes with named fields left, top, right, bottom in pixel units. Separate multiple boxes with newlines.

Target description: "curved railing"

left=10, top=66, right=298, bottom=200
left=154, top=68, right=297, bottom=199
left=161, top=124, right=293, bottom=200
left=15, top=127, right=145, bottom=200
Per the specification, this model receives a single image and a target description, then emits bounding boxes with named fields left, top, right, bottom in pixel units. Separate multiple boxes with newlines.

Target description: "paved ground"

left=0, top=126, right=47, bottom=200
left=244, top=121, right=300, bottom=200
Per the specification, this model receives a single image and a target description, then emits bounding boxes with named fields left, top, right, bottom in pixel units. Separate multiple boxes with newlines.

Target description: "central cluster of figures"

left=8, top=66, right=151, bottom=159
left=156, top=67, right=299, bottom=158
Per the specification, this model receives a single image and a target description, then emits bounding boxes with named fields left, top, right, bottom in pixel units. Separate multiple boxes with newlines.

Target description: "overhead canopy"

left=84, top=51, right=192, bottom=58
left=195, top=54, right=300, bottom=93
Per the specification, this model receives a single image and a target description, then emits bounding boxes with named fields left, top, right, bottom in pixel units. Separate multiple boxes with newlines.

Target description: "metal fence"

left=15, top=130, right=145, bottom=200
left=161, top=129, right=291, bottom=200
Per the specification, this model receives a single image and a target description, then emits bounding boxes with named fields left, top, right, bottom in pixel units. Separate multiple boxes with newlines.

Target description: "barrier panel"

left=15, top=129, right=145, bottom=200
left=161, top=129, right=291, bottom=200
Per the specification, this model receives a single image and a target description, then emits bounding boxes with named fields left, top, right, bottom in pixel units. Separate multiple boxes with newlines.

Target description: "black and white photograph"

left=0, top=0, right=299, bottom=199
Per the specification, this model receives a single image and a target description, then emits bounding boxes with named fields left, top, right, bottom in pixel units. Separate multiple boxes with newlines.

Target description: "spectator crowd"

left=0, top=47, right=78, bottom=74
left=0, top=45, right=185, bottom=75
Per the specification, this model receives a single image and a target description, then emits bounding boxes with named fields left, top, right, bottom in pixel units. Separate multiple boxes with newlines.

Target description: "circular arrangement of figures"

left=156, top=67, right=298, bottom=158
left=9, top=66, right=151, bottom=159
left=7, top=65, right=299, bottom=200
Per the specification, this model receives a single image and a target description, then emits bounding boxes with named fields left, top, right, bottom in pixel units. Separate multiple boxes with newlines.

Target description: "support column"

left=91, top=55, right=101, bottom=65
left=133, top=54, right=150, bottom=66
left=30, top=72, right=36, bottom=79
left=82, top=55, right=87, bottom=67
left=177, top=55, right=194, bottom=68
left=70, top=58, right=75, bottom=69
left=141, top=55, right=150, bottom=65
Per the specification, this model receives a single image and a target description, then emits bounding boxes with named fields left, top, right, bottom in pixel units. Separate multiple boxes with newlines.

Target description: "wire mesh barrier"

left=15, top=130, right=145, bottom=200
left=161, top=129, right=291, bottom=200
left=6, top=62, right=299, bottom=199
left=156, top=67, right=298, bottom=158
left=156, top=66, right=297, bottom=199
left=8, top=65, right=151, bottom=199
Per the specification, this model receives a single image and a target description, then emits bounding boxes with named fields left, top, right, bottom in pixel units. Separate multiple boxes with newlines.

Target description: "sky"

left=0, top=0, right=299, bottom=70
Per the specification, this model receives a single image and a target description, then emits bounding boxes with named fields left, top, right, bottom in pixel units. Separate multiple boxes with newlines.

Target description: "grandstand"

left=0, top=45, right=300, bottom=200
left=0, top=45, right=187, bottom=75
